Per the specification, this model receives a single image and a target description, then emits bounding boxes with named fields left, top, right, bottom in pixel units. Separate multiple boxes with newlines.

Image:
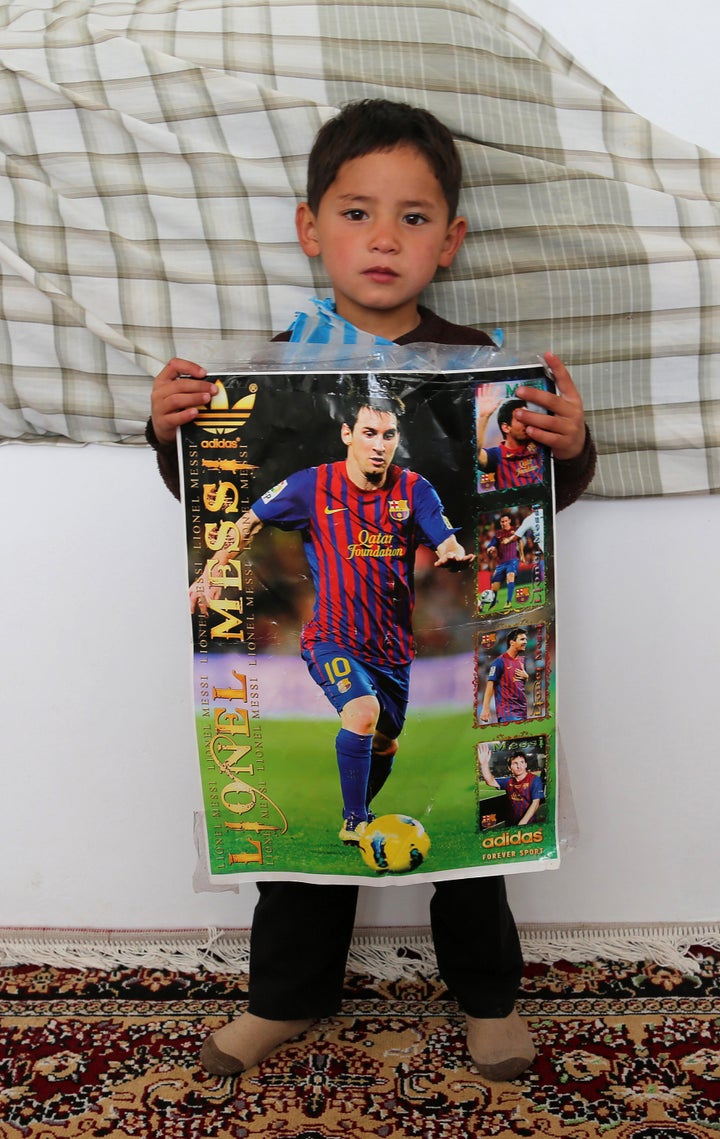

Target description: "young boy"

left=149, top=99, right=596, bottom=1082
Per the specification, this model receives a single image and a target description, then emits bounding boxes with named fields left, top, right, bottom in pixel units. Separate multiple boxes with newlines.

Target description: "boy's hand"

left=151, top=358, right=216, bottom=446
left=514, top=352, right=586, bottom=461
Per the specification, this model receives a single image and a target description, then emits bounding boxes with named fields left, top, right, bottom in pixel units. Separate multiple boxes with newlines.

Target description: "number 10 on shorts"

left=325, top=656, right=352, bottom=685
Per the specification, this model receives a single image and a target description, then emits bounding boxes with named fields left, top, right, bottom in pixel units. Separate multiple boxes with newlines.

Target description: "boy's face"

left=296, top=145, right=466, bottom=340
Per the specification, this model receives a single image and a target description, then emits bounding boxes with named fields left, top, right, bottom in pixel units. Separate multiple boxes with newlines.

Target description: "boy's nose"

left=369, top=222, right=399, bottom=252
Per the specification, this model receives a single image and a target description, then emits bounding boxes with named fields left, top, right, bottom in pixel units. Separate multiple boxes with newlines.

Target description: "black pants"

left=247, top=876, right=523, bottom=1021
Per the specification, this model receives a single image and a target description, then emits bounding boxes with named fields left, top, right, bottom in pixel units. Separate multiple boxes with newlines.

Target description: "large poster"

left=179, top=366, right=558, bottom=885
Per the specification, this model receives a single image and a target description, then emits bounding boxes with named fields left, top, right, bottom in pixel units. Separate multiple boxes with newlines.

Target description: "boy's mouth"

left=364, top=266, right=399, bottom=282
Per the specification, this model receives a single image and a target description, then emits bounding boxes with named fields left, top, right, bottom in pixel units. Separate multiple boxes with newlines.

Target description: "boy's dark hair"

left=306, top=99, right=462, bottom=219
left=497, top=398, right=527, bottom=435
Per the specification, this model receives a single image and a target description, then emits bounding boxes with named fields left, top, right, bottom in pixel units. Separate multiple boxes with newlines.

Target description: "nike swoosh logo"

left=324, top=506, right=346, bottom=515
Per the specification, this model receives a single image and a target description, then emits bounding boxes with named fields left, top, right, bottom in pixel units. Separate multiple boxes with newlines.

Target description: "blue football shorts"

left=491, top=557, right=520, bottom=583
left=301, top=641, right=411, bottom=739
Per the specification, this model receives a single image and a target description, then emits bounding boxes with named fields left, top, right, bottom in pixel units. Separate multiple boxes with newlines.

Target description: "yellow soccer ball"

left=358, top=814, right=431, bottom=874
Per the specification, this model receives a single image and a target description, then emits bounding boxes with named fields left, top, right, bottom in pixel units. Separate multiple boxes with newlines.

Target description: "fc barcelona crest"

left=389, top=498, right=410, bottom=522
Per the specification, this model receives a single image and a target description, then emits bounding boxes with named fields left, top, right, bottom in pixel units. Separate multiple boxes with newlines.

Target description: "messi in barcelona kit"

left=486, top=650, right=528, bottom=723
left=252, top=457, right=459, bottom=812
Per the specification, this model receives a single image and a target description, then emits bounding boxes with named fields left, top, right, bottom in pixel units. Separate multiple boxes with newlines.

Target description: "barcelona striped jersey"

left=487, top=651, right=528, bottom=723
left=483, top=442, right=544, bottom=489
left=489, top=531, right=520, bottom=564
left=252, top=461, right=457, bottom=667
left=496, top=771, right=544, bottom=822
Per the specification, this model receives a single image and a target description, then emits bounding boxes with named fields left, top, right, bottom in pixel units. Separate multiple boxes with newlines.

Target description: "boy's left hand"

left=514, top=352, right=586, bottom=461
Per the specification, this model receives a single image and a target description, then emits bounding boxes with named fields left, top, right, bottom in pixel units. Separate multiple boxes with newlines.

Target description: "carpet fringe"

left=517, top=924, right=720, bottom=975
left=0, top=923, right=717, bottom=977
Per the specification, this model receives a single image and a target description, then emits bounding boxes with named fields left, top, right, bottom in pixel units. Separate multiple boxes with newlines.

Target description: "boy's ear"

left=296, top=202, right=321, bottom=258
left=437, top=215, right=468, bottom=269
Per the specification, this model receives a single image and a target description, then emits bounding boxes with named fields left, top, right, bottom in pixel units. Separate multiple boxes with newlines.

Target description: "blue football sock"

left=506, top=580, right=516, bottom=603
left=367, top=747, right=395, bottom=809
left=336, top=728, right=373, bottom=821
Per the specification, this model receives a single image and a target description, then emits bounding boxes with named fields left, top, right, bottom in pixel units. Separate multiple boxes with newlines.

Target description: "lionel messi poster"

left=179, top=364, right=558, bottom=885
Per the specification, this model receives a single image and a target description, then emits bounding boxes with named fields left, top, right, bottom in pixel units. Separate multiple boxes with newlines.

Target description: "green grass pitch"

left=199, top=709, right=557, bottom=879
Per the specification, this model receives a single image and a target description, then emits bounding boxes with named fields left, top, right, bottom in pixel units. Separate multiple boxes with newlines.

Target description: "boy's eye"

left=404, top=213, right=428, bottom=226
left=343, top=209, right=368, bottom=221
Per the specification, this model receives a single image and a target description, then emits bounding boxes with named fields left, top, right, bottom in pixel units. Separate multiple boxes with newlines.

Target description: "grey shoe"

left=466, top=1008, right=536, bottom=1081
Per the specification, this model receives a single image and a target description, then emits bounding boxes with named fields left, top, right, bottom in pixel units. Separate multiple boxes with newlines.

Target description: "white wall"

left=515, top=0, right=720, bottom=155
left=1, top=0, right=719, bottom=931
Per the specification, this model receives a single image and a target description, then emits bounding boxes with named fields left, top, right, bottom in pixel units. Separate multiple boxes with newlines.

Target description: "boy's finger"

left=158, top=357, right=207, bottom=381
left=516, top=370, right=581, bottom=415
left=514, top=385, right=555, bottom=410
left=161, top=379, right=217, bottom=401
left=542, top=352, right=581, bottom=401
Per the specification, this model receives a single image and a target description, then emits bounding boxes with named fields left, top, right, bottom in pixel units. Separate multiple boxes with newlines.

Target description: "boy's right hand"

left=150, top=358, right=216, bottom=446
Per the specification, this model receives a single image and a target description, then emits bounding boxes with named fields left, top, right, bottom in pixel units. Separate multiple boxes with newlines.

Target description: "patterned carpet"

left=1, top=949, right=718, bottom=1138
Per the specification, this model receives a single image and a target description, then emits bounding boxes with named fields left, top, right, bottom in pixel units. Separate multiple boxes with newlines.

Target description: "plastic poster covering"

left=179, top=366, right=557, bottom=886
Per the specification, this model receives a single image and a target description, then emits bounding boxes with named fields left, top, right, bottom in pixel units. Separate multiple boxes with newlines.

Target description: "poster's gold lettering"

left=208, top=557, right=243, bottom=589
left=221, top=777, right=287, bottom=837
left=209, top=735, right=252, bottom=769
left=214, top=707, right=250, bottom=735
left=204, top=520, right=241, bottom=551
left=213, top=672, right=248, bottom=702
left=222, top=779, right=260, bottom=815
left=225, top=821, right=282, bottom=834
left=203, top=481, right=239, bottom=513
left=208, top=598, right=244, bottom=639
left=207, top=668, right=284, bottom=868
left=227, top=840, right=262, bottom=864
left=482, top=829, right=543, bottom=850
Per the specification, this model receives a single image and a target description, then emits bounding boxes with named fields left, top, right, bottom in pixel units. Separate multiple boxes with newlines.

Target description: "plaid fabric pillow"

left=0, top=0, right=717, bottom=497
